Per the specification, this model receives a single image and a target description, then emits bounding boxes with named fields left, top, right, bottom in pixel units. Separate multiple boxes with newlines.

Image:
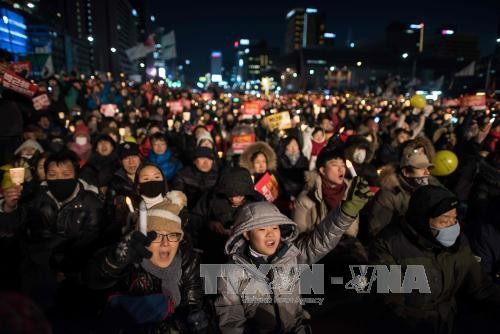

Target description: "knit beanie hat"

left=196, top=131, right=214, bottom=146
left=147, top=191, right=187, bottom=239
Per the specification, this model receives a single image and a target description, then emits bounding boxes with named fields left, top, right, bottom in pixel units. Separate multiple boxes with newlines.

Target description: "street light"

left=329, top=66, right=335, bottom=71
left=497, top=37, right=500, bottom=43
left=110, top=47, right=117, bottom=53
left=356, top=61, right=362, bottom=67
left=139, top=63, right=145, bottom=68
left=402, top=52, right=409, bottom=59
left=87, top=36, right=94, bottom=42
left=27, top=2, right=35, bottom=8
left=309, top=69, right=315, bottom=75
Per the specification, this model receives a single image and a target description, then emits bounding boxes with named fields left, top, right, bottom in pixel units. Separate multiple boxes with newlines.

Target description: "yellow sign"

left=265, top=111, right=292, bottom=131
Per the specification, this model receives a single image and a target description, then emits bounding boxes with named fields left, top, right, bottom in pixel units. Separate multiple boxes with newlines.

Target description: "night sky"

left=151, top=0, right=500, bottom=77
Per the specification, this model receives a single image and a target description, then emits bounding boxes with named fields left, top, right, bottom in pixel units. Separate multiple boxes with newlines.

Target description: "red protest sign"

left=182, top=98, right=191, bottom=109
left=32, top=94, right=50, bottom=111
left=169, top=100, right=184, bottom=113
left=2, top=71, right=38, bottom=97
left=9, top=61, right=32, bottom=75
left=254, top=172, right=279, bottom=202
left=231, top=133, right=255, bottom=154
left=460, top=95, right=486, bottom=109
left=242, top=101, right=263, bottom=119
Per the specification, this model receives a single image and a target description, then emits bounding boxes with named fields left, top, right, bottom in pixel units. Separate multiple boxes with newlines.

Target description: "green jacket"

left=370, top=221, right=500, bottom=334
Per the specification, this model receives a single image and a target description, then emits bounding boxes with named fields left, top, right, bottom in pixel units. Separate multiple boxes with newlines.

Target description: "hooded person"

left=147, top=132, right=182, bottom=183
left=366, top=137, right=439, bottom=240
left=192, top=167, right=265, bottom=262
left=215, top=177, right=373, bottom=334
left=171, top=146, right=219, bottom=210
left=370, top=185, right=500, bottom=334
left=342, top=135, right=379, bottom=186
left=67, top=124, right=92, bottom=167
left=276, top=135, right=309, bottom=200
left=87, top=191, right=211, bottom=333
left=79, top=134, right=120, bottom=195
left=239, top=141, right=278, bottom=185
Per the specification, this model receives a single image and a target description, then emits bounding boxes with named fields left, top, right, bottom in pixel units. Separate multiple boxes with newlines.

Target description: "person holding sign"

left=239, top=141, right=280, bottom=203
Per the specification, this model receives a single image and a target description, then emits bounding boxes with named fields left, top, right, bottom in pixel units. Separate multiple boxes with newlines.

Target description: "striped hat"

left=147, top=191, right=187, bottom=238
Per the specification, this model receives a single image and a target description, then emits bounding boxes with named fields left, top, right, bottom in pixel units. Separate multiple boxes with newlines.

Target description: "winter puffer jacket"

left=215, top=201, right=357, bottom=334
left=365, top=165, right=440, bottom=241
left=148, top=149, right=183, bottom=183
left=293, top=170, right=358, bottom=237
left=86, top=242, right=208, bottom=334
left=370, top=186, right=500, bottom=334
left=171, top=165, right=219, bottom=210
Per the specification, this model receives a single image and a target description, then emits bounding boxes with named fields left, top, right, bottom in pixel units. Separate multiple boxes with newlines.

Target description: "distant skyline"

left=151, top=0, right=500, bottom=77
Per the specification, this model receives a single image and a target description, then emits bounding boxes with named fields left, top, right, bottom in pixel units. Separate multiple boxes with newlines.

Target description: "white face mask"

left=352, top=149, right=367, bottom=164
left=75, top=136, right=88, bottom=146
left=142, top=194, right=164, bottom=209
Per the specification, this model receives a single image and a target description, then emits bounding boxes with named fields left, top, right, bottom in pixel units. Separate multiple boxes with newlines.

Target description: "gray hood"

left=225, top=202, right=299, bottom=255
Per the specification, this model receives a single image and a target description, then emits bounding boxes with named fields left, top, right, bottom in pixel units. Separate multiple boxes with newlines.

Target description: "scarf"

left=140, top=250, right=182, bottom=307
left=321, top=180, right=347, bottom=211
left=311, top=139, right=326, bottom=157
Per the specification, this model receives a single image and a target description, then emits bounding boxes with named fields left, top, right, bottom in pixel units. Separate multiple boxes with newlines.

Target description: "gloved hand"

left=186, top=308, right=209, bottom=333
left=341, top=177, right=374, bottom=218
left=104, top=231, right=157, bottom=274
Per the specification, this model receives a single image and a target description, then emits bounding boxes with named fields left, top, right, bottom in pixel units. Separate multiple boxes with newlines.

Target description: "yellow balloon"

left=431, top=150, right=458, bottom=176
left=410, top=94, right=427, bottom=109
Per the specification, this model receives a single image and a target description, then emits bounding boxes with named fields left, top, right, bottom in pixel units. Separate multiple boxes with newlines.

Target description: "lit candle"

left=217, top=151, right=223, bottom=159
left=125, top=196, right=134, bottom=213
left=139, top=201, right=147, bottom=235
left=345, top=159, right=357, bottom=178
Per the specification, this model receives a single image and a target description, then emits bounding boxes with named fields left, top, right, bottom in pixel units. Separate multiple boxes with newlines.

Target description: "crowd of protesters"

left=0, top=68, right=499, bottom=334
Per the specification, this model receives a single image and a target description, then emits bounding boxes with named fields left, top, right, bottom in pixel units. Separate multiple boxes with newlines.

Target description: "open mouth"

left=159, top=251, right=170, bottom=260
left=265, top=240, right=276, bottom=247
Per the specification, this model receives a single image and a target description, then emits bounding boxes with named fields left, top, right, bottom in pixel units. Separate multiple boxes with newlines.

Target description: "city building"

left=284, top=8, right=326, bottom=54
left=210, top=51, right=222, bottom=82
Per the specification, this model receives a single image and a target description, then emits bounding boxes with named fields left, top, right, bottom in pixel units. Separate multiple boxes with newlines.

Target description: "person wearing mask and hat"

left=367, top=138, right=439, bottom=240
left=0, top=149, right=104, bottom=313
left=67, top=123, right=92, bottom=167
left=215, top=177, right=373, bottom=333
left=87, top=191, right=211, bottom=333
left=80, top=134, right=120, bottom=197
left=370, top=185, right=500, bottom=334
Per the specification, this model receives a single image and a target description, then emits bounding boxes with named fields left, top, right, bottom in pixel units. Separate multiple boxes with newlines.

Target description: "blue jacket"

left=147, top=149, right=182, bottom=182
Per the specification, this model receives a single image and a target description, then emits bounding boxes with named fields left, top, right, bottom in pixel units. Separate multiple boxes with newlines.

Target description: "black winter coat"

left=276, top=153, right=309, bottom=198
left=171, top=165, right=219, bottom=210
left=87, top=242, right=207, bottom=334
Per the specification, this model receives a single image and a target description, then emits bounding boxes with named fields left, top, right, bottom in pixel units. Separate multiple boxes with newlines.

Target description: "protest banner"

left=232, top=133, right=256, bottom=154
left=254, top=172, right=279, bottom=202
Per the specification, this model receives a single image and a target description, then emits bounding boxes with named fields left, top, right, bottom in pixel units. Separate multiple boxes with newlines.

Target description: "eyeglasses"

left=151, top=233, right=182, bottom=243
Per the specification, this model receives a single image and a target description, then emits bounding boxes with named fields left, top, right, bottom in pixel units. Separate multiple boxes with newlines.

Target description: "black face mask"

left=47, top=178, right=78, bottom=202
left=139, top=181, right=165, bottom=198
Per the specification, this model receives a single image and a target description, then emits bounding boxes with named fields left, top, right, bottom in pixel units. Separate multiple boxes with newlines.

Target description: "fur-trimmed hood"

left=343, top=135, right=375, bottom=164
left=239, top=141, right=278, bottom=174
